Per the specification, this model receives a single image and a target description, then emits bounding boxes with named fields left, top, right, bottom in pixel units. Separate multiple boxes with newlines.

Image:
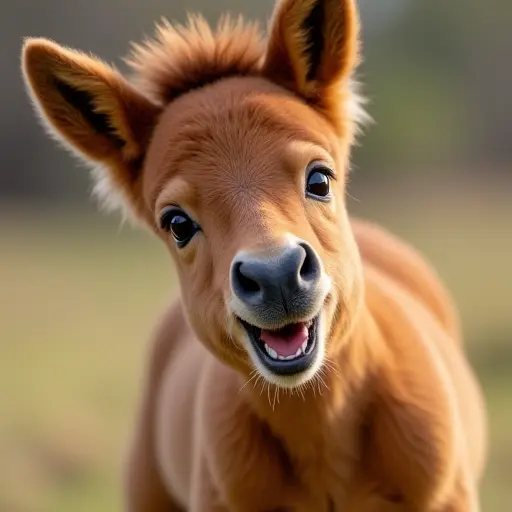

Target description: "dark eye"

left=159, top=207, right=199, bottom=247
left=306, top=164, right=333, bottom=201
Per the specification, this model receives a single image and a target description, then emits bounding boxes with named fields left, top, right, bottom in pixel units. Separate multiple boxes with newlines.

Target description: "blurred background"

left=1, top=0, right=510, bottom=510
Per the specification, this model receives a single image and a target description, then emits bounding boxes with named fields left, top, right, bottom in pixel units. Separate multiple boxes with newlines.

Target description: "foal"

left=22, top=0, right=487, bottom=510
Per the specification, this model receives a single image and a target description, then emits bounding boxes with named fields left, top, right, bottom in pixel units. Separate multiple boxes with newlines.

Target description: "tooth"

left=265, top=344, right=278, bottom=360
left=301, top=340, right=308, bottom=352
left=278, top=355, right=286, bottom=360
left=295, top=348, right=302, bottom=357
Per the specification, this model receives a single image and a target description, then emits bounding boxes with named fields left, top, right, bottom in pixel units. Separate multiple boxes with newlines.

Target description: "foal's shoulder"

left=351, top=218, right=461, bottom=341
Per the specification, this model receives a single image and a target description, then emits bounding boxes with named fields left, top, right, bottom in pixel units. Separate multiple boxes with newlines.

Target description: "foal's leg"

left=436, top=474, right=479, bottom=512
left=189, top=454, right=228, bottom=512
left=124, top=303, right=186, bottom=512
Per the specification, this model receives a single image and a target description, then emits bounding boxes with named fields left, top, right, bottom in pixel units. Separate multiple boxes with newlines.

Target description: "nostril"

left=235, top=262, right=261, bottom=294
left=299, top=242, right=320, bottom=282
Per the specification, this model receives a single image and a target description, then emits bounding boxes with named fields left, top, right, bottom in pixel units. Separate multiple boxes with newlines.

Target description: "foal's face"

left=22, top=0, right=364, bottom=389
left=145, top=78, right=363, bottom=388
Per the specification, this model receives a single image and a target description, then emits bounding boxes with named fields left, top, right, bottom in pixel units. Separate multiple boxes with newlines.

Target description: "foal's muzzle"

left=230, top=240, right=324, bottom=327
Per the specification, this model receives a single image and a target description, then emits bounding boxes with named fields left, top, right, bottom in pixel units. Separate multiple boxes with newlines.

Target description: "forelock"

left=125, top=13, right=265, bottom=105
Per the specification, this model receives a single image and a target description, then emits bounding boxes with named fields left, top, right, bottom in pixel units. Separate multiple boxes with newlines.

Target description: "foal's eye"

left=306, top=163, right=333, bottom=201
left=159, top=207, right=199, bottom=248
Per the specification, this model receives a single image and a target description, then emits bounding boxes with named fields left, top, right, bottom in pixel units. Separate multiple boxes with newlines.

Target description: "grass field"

left=1, top=187, right=511, bottom=511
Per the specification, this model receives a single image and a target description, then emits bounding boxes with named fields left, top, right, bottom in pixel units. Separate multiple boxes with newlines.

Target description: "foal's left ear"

left=262, top=0, right=360, bottom=111
left=21, top=38, right=162, bottom=218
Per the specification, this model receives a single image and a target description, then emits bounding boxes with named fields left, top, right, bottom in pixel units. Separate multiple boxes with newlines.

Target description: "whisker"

left=272, top=386, right=279, bottom=410
left=238, top=369, right=259, bottom=393
left=317, top=372, right=329, bottom=394
left=323, top=358, right=341, bottom=379
left=346, top=191, right=361, bottom=203
left=254, top=375, right=265, bottom=395
left=299, top=383, right=306, bottom=401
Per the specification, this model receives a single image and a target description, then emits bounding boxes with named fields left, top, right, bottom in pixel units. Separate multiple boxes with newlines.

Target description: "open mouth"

left=239, top=315, right=319, bottom=375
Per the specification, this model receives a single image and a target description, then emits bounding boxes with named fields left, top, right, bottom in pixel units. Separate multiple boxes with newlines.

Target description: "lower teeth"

left=263, top=339, right=309, bottom=361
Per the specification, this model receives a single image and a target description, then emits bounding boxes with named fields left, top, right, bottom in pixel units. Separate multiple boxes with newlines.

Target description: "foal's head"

left=22, top=0, right=368, bottom=389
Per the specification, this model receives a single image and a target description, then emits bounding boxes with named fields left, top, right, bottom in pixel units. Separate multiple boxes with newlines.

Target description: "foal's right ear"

left=21, top=38, right=162, bottom=218
left=262, top=0, right=360, bottom=113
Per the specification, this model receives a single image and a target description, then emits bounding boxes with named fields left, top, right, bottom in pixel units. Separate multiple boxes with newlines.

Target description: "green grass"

left=0, top=192, right=511, bottom=511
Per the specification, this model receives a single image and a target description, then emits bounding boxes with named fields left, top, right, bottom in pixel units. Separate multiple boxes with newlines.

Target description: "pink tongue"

left=260, top=323, right=309, bottom=357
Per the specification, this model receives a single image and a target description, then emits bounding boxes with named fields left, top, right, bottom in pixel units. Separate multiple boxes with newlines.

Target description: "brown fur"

left=21, top=1, right=487, bottom=510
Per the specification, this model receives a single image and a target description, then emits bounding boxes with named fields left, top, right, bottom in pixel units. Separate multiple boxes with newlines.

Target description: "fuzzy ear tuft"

left=21, top=38, right=162, bottom=219
left=262, top=0, right=360, bottom=113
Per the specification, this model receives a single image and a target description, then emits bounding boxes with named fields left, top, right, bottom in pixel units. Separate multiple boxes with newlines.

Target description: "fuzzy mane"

left=126, top=14, right=265, bottom=105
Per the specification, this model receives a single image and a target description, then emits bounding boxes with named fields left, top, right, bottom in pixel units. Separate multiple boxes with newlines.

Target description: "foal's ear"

left=21, top=38, right=161, bottom=218
left=262, top=0, right=360, bottom=109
